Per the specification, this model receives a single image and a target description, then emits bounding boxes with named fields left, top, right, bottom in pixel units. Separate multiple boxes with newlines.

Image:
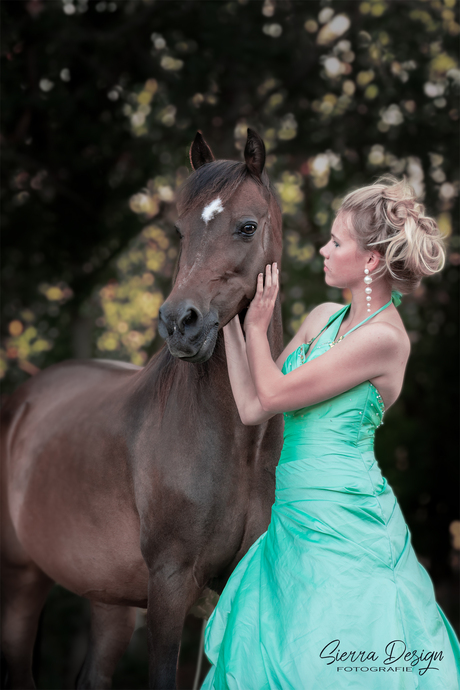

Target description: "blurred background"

left=1, top=0, right=459, bottom=687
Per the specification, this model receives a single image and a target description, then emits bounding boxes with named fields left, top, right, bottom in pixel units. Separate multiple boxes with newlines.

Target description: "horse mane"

left=176, top=159, right=280, bottom=216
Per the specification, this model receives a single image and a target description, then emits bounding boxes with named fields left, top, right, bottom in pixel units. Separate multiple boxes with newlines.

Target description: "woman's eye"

left=240, top=223, right=257, bottom=236
left=333, top=241, right=339, bottom=247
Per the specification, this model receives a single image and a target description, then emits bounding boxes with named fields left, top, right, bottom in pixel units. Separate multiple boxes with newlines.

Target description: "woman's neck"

left=342, top=283, right=392, bottom=329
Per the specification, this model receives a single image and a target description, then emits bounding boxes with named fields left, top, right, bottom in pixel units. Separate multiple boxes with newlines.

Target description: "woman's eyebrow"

left=331, top=232, right=341, bottom=241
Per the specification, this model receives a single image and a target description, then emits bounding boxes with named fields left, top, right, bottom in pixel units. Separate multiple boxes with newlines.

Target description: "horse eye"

left=241, top=223, right=257, bottom=236
left=175, top=226, right=183, bottom=239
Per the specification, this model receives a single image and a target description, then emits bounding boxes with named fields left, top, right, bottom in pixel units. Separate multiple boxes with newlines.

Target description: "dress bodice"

left=280, top=291, right=402, bottom=456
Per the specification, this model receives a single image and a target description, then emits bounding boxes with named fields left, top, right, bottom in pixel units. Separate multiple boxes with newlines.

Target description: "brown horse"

left=0, top=129, right=284, bottom=689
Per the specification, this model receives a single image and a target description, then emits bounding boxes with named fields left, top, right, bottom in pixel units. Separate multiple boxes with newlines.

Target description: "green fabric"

left=391, top=289, right=403, bottom=307
left=201, top=293, right=460, bottom=690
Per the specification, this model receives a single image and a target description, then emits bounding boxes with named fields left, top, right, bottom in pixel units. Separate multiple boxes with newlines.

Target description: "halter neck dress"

left=201, top=291, right=460, bottom=690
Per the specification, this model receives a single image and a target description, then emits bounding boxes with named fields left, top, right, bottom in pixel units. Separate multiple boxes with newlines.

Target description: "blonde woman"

left=201, top=176, right=460, bottom=689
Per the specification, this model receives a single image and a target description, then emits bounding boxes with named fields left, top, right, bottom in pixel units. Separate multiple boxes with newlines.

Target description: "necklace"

left=329, top=334, right=345, bottom=348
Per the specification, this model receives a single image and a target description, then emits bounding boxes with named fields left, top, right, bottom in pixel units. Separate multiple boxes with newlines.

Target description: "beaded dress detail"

left=201, top=291, right=460, bottom=690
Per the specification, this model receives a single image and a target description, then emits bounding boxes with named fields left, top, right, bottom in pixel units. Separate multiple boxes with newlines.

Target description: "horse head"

left=158, top=128, right=283, bottom=363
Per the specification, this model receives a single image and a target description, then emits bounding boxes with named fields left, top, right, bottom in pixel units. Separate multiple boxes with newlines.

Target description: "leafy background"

left=1, top=0, right=459, bottom=687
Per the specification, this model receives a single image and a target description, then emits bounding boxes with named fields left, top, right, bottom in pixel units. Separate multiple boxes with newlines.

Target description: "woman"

left=200, top=176, right=460, bottom=689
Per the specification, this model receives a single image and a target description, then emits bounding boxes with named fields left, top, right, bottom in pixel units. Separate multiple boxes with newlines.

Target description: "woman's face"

left=319, top=212, right=372, bottom=290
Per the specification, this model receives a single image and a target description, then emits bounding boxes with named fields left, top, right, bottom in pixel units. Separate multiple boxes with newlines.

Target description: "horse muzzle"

left=158, top=299, right=219, bottom=362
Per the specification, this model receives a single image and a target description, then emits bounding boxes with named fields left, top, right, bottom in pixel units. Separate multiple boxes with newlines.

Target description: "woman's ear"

left=367, top=251, right=383, bottom=272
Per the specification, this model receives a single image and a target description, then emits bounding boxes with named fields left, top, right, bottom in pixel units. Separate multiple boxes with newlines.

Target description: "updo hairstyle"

left=336, top=174, right=447, bottom=294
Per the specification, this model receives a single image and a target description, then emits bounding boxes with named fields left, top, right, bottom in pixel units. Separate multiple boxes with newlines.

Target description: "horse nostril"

left=158, top=305, right=174, bottom=337
left=177, top=304, right=201, bottom=334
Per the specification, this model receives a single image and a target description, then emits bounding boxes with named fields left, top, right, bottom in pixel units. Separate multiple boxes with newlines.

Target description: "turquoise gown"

left=201, top=291, right=460, bottom=690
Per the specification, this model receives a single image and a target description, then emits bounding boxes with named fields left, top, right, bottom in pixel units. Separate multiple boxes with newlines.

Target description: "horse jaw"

left=166, top=322, right=219, bottom=363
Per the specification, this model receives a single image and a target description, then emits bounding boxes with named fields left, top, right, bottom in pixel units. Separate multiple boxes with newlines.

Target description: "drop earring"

left=364, top=268, right=372, bottom=312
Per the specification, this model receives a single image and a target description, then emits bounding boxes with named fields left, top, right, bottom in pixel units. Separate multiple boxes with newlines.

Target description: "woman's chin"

left=324, top=271, right=346, bottom=287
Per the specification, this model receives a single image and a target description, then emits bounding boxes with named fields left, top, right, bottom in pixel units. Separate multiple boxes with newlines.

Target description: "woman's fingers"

left=254, top=263, right=279, bottom=309
left=265, top=263, right=272, bottom=288
left=245, top=262, right=279, bottom=331
left=272, top=262, right=279, bottom=290
left=256, top=272, right=264, bottom=296
left=260, top=263, right=279, bottom=297
left=269, top=262, right=279, bottom=294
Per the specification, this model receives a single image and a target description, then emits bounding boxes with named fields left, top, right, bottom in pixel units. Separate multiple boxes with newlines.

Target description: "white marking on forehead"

left=201, top=197, right=224, bottom=225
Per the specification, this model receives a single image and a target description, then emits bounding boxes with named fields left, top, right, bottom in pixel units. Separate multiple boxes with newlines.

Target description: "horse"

left=0, top=128, right=284, bottom=689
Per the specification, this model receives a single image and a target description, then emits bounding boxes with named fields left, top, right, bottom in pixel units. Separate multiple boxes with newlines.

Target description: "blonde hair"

left=337, top=174, right=447, bottom=294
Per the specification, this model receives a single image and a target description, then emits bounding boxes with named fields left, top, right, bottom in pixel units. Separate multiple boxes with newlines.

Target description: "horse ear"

left=244, top=128, right=266, bottom=179
left=189, top=131, right=215, bottom=171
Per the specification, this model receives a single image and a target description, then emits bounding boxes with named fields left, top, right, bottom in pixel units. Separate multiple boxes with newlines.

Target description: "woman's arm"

left=223, top=316, right=277, bottom=426
left=223, top=262, right=327, bottom=424
left=244, top=263, right=407, bottom=414
left=224, top=302, right=342, bottom=423
left=246, top=320, right=403, bottom=414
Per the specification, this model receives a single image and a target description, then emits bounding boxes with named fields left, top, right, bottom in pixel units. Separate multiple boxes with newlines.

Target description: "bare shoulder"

left=360, top=320, right=411, bottom=359
left=301, top=302, right=344, bottom=342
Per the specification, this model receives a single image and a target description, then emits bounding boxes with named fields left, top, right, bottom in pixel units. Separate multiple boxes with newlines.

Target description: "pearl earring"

left=364, top=268, right=372, bottom=312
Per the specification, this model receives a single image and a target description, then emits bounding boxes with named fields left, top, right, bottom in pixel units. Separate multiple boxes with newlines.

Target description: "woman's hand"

left=244, top=262, right=279, bottom=334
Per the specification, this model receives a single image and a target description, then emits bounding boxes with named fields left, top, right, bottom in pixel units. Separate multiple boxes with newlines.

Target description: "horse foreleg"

left=75, top=602, right=137, bottom=690
left=146, top=567, right=200, bottom=690
left=0, top=560, right=53, bottom=690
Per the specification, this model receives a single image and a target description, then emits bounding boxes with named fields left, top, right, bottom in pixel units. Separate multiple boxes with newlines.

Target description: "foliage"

left=96, top=223, right=175, bottom=363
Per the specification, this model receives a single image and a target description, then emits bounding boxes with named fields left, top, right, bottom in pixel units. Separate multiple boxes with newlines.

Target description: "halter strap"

left=305, top=290, right=402, bottom=349
left=339, top=295, right=392, bottom=338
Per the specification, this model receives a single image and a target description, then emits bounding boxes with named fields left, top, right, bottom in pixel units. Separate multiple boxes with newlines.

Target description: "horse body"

left=4, top=346, right=281, bottom=601
left=2, top=360, right=147, bottom=605
left=1, top=130, right=284, bottom=689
